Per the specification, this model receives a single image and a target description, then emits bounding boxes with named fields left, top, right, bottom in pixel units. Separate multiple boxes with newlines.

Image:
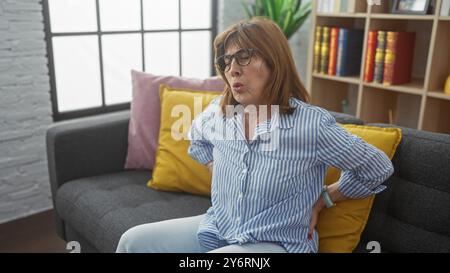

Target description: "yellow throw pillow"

left=147, top=85, right=221, bottom=196
left=317, top=124, right=402, bottom=253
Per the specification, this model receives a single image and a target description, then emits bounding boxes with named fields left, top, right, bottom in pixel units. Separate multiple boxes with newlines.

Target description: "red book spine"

left=364, top=30, right=377, bottom=82
left=328, top=27, right=340, bottom=76
left=391, top=32, right=416, bottom=85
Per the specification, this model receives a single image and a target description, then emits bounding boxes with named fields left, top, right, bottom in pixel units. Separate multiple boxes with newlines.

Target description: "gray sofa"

left=46, top=110, right=450, bottom=253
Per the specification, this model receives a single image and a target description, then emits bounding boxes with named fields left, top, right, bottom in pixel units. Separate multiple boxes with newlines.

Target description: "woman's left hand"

left=308, top=197, right=326, bottom=240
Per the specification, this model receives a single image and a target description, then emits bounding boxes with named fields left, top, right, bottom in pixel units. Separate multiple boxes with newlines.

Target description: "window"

left=43, top=0, right=218, bottom=121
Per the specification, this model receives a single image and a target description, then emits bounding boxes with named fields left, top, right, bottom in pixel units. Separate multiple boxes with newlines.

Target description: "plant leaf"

left=256, top=0, right=265, bottom=16
left=294, top=0, right=301, bottom=13
left=273, top=0, right=283, bottom=22
left=239, top=0, right=312, bottom=40
left=283, top=10, right=294, bottom=34
left=241, top=0, right=253, bottom=18
left=263, top=0, right=274, bottom=20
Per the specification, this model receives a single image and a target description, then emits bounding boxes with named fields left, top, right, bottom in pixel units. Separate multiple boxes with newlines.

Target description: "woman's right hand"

left=308, top=196, right=326, bottom=240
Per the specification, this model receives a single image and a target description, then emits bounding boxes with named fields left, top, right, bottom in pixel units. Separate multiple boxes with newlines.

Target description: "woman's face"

left=224, top=44, right=271, bottom=107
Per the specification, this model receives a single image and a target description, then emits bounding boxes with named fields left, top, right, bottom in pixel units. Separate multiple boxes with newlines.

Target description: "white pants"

left=115, top=214, right=287, bottom=253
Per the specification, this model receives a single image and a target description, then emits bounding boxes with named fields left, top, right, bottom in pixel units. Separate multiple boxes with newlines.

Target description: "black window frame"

left=42, top=0, right=218, bottom=121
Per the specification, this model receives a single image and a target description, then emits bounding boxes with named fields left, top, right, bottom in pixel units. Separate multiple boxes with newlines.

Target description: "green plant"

left=241, top=0, right=312, bottom=40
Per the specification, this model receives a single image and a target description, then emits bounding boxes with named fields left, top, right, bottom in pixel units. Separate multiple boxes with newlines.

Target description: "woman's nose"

left=229, top=58, right=242, bottom=77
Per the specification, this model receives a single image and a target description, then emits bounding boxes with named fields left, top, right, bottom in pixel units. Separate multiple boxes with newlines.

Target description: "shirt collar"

left=278, top=98, right=296, bottom=129
left=253, top=98, right=297, bottom=138
left=232, top=98, right=297, bottom=141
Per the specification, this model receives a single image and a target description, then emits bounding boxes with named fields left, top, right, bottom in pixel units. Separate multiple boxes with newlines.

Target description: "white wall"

left=0, top=0, right=53, bottom=224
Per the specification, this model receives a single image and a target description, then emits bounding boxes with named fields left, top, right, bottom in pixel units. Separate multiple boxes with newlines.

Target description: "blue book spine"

left=336, top=28, right=348, bottom=76
left=346, top=29, right=364, bottom=76
left=337, top=29, right=364, bottom=76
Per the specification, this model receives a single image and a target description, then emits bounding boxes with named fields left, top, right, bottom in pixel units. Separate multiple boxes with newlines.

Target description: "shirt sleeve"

left=187, top=97, right=221, bottom=165
left=316, top=111, right=394, bottom=199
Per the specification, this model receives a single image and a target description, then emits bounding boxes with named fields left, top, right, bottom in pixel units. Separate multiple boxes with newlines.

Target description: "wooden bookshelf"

left=313, top=73, right=360, bottom=84
left=370, top=14, right=435, bottom=20
left=317, top=12, right=367, bottom=18
left=307, top=0, right=450, bottom=135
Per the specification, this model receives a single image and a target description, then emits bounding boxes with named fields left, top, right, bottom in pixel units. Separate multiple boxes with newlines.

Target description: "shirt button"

left=236, top=217, right=241, bottom=223
left=241, top=169, right=247, bottom=175
left=238, top=192, right=244, bottom=199
left=260, top=133, right=270, bottom=141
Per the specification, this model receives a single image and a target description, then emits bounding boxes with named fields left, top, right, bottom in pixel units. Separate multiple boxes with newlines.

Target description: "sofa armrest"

left=46, top=110, right=130, bottom=240
left=46, top=110, right=130, bottom=194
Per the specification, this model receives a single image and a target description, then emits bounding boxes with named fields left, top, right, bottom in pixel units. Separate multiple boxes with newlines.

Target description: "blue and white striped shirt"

left=187, top=96, right=394, bottom=253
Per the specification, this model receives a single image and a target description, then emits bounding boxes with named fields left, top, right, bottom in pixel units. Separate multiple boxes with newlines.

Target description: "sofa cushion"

left=125, top=70, right=225, bottom=170
left=318, top=124, right=401, bottom=253
left=147, top=85, right=220, bottom=196
left=359, top=124, right=450, bottom=252
left=55, top=171, right=211, bottom=253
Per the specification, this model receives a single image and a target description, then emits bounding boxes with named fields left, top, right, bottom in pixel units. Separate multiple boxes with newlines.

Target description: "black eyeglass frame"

left=215, top=48, right=259, bottom=73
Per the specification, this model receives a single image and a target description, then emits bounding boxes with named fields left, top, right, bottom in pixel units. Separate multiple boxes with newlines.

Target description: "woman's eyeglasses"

left=215, top=48, right=258, bottom=73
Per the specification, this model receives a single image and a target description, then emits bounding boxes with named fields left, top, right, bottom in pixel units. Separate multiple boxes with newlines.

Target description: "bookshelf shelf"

left=370, top=14, right=435, bottom=20
left=361, top=87, right=422, bottom=129
left=317, top=12, right=367, bottom=18
left=363, top=78, right=425, bottom=95
left=428, top=91, right=450, bottom=100
left=312, top=73, right=360, bottom=84
left=427, top=20, right=450, bottom=98
left=422, top=97, right=450, bottom=134
left=316, top=16, right=366, bottom=29
left=310, top=77, right=359, bottom=117
left=307, top=0, right=450, bottom=135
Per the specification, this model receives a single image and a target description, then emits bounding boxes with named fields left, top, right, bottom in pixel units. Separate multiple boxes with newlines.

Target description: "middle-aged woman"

left=116, top=17, right=394, bottom=253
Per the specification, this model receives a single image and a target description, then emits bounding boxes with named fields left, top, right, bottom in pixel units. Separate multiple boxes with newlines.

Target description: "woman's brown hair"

left=214, top=16, right=310, bottom=115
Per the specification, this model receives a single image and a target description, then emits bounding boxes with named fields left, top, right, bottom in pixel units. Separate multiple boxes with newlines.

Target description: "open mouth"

left=232, top=83, right=244, bottom=92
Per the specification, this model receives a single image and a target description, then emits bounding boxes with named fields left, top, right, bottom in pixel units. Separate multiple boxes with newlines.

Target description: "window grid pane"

left=181, top=31, right=212, bottom=78
left=181, top=0, right=212, bottom=29
left=145, top=32, right=180, bottom=76
left=45, top=0, right=215, bottom=120
left=102, top=34, right=143, bottom=105
left=52, top=36, right=102, bottom=112
left=143, top=0, right=179, bottom=30
left=48, top=0, right=98, bottom=33
left=99, top=0, right=141, bottom=32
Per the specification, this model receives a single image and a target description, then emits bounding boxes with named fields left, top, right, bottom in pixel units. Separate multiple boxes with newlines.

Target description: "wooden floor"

left=0, top=209, right=68, bottom=253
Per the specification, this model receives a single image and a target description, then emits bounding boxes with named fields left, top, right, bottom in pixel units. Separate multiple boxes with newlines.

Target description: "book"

left=313, top=26, right=323, bottom=73
left=383, top=31, right=416, bottom=85
left=333, top=0, right=342, bottom=13
left=320, top=26, right=331, bottom=74
left=317, top=0, right=323, bottom=12
left=340, top=0, right=348, bottom=13
left=347, top=0, right=356, bottom=13
left=336, top=28, right=364, bottom=76
left=364, top=30, right=378, bottom=82
left=373, top=31, right=387, bottom=83
left=321, top=0, right=330, bottom=13
left=328, top=27, right=340, bottom=75
left=318, top=0, right=360, bottom=13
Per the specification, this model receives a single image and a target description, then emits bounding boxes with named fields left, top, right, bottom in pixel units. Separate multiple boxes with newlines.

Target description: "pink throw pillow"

left=125, top=70, right=225, bottom=170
